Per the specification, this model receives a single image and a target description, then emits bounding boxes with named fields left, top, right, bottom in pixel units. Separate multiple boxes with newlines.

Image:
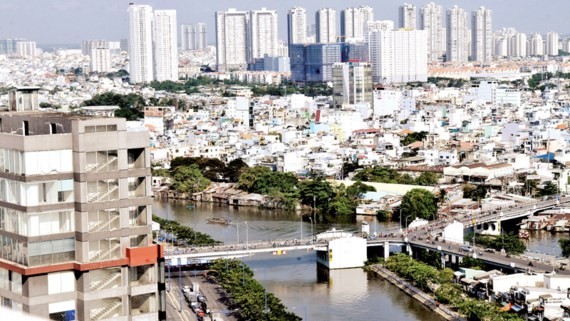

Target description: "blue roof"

left=534, top=152, right=555, bottom=160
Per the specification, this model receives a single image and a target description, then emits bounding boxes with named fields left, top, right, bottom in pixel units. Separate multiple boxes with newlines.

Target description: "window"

left=28, top=238, right=75, bottom=266
left=87, top=179, right=119, bottom=202
left=88, top=209, right=119, bottom=232
left=129, top=206, right=147, bottom=227
left=130, top=234, right=147, bottom=248
left=85, top=125, right=117, bottom=133
left=88, top=238, right=120, bottom=262
left=50, top=123, right=56, bottom=134
left=23, top=121, right=29, bottom=136
left=128, top=177, right=145, bottom=197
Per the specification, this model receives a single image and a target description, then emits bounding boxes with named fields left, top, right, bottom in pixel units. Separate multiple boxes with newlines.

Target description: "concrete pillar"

left=406, top=244, right=412, bottom=256
left=384, top=241, right=390, bottom=259
left=440, top=252, right=446, bottom=269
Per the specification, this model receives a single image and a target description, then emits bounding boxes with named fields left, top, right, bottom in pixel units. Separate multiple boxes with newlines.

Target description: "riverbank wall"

left=369, top=265, right=464, bottom=321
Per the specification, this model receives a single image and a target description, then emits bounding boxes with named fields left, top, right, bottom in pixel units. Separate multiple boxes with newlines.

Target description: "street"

left=166, top=269, right=238, bottom=321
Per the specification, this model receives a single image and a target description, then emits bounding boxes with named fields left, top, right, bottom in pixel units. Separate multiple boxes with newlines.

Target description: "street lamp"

left=245, top=221, right=249, bottom=251
left=236, top=220, right=240, bottom=244
left=500, top=211, right=505, bottom=253
left=405, top=215, right=412, bottom=231
left=178, top=259, right=182, bottom=312
left=399, top=208, right=403, bottom=233
left=309, top=217, right=314, bottom=245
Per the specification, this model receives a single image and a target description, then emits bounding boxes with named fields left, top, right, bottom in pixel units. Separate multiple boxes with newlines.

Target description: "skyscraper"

left=471, top=7, right=492, bottom=62
left=529, top=33, right=544, bottom=56
left=446, top=6, right=470, bottom=63
left=90, top=47, right=112, bottom=73
left=181, top=23, right=207, bottom=50
left=249, top=8, right=278, bottom=62
left=509, top=33, right=527, bottom=57
left=369, top=21, right=427, bottom=83
left=340, top=6, right=374, bottom=42
left=420, top=2, right=445, bottom=62
left=316, top=8, right=337, bottom=43
left=399, top=3, right=417, bottom=30
left=153, top=10, right=178, bottom=81
left=215, top=8, right=249, bottom=71
left=15, top=41, right=37, bottom=57
left=546, top=32, right=559, bottom=56
left=288, top=7, right=307, bottom=45
left=128, top=4, right=154, bottom=83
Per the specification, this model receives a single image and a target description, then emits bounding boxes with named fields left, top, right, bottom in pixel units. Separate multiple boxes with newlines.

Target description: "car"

left=460, top=246, right=473, bottom=253
left=484, top=248, right=496, bottom=253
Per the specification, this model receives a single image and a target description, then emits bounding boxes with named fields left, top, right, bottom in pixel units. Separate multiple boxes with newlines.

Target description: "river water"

left=153, top=201, right=440, bottom=321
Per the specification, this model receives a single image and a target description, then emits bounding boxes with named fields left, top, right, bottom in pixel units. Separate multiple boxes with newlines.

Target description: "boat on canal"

left=206, top=217, right=231, bottom=225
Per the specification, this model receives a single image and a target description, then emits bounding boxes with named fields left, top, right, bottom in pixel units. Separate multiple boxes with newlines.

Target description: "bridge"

left=164, top=196, right=570, bottom=272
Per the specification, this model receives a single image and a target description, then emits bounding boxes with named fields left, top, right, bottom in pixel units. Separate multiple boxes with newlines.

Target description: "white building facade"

left=153, top=10, right=178, bottom=81
left=420, top=2, right=445, bottom=62
left=399, top=3, right=417, bottom=30
left=287, top=7, right=307, bottom=45
left=316, top=8, right=337, bottom=43
left=215, top=8, right=249, bottom=71
left=369, top=22, right=428, bottom=84
left=128, top=4, right=154, bottom=83
left=341, top=6, right=374, bottom=42
left=471, top=7, right=493, bottom=62
left=249, top=8, right=278, bottom=62
left=446, top=5, right=469, bottom=63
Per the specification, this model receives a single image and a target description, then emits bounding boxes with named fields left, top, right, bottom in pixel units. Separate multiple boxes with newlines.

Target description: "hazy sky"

left=0, top=0, right=568, bottom=45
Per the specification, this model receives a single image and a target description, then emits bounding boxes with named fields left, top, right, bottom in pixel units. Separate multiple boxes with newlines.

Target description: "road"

left=166, top=270, right=238, bottom=321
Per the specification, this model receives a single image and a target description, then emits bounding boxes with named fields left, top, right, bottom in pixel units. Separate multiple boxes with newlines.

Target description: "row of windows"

left=0, top=208, right=73, bottom=237
left=0, top=178, right=74, bottom=206
left=0, top=149, right=73, bottom=176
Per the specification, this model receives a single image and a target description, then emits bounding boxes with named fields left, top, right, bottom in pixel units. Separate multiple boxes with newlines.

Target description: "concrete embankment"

left=369, top=265, right=465, bottom=321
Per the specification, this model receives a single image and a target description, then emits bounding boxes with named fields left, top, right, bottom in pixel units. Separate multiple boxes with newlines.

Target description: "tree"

left=298, top=176, right=334, bottom=209
left=559, top=238, right=570, bottom=258
left=415, top=172, right=440, bottom=186
left=539, top=181, right=560, bottom=197
left=346, top=181, right=376, bottom=200
left=171, top=165, right=210, bottom=194
left=224, top=158, right=249, bottom=182
left=462, top=184, right=488, bottom=201
left=82, top=92, right=146, bottom=120
left=237, top=166, right=272, bottom=192
left=401, top=131, right=428, bottom=146
left=401, top=188, right=437, bottom=221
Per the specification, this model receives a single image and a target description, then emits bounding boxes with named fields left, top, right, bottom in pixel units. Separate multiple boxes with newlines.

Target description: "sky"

left=0, top=0, right=568, bottom=45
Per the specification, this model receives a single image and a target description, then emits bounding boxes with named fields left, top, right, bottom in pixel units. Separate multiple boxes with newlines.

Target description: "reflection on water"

left=154, top=200, right=440, bottom=321
left=526, top=230, right=564, bottom=257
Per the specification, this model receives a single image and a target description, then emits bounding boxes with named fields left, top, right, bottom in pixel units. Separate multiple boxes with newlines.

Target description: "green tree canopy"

left=401, top=131, right=428, bottom=146
left=415, top=172, right=440, bottom=186
left=224, top=158, right=249, bottom=183
left=82, top=92, right=146, bottom=120
left=298, top=177, right=334, bottom=209
left=539, top=181, right=560, bottom=197
left=170, top=165, right=210, bottom=194
left=346, top=181, right=376, bottom=199
left=401, top=188, right=437, bottom=221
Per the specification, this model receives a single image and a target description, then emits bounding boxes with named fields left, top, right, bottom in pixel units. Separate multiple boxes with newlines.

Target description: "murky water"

left=154, top=201, right=441, bottom=321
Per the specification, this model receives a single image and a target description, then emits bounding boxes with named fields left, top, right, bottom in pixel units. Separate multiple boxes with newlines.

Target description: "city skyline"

left=1, top=0, right=569, bottom=45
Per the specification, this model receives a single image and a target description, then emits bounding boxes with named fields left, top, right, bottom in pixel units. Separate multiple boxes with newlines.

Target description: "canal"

left=153, top=201, right=441, bottom=321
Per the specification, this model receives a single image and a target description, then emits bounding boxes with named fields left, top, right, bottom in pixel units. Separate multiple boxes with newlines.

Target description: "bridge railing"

left=164, top=238, right=319, bottom=256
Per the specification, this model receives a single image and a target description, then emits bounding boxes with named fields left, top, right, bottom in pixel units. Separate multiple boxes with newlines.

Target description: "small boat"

left=518, top=230, right=529, bottom=239
left=206, top=217, right=231, bottom=225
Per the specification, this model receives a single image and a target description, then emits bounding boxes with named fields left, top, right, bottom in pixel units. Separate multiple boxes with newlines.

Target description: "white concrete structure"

left=546, top=32, right=559, bottom=56
left=420, top=2, right=445, bottom=62
left=249, top=8, right=278, bottom=62
left=399, top=3, right=417, bottom=30
left=16, top=41, right=36, bottom=57
left=128, top=4, right=154, bottom=83
left=287, top=7, right=307, bottom=45
left=153, top=10, right=178, bottom=81
left=509, top=33, right=527, bottom=57
left=341, top=6, right=374, bottom=42
left=181, top=23, right=207, bottom=50
left=471, top=7, right=492, bottom=62
left=89, top=48, right=111, bottom=73
left=442, top=221, right=464, bottom=244
left=316, top=8, right=337, bottom=43
left=529, top=33, right=544, bottom=56
left=446, top=6, right=469, bottom=63
left=316, top=237, right=367, bottom=269
left=215, top=8, right=249, bottom=71
left=369, top=22, right=428, bottom=84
